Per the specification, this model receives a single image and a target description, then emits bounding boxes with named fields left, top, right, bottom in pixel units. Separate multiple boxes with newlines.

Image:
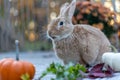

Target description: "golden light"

left=116, top=14, right=120, bottom=23
left=92, top=23, right=104, bottom=30
left=115, top=0, right=120, bottom=12
left=109, top=20, right=114, bottom=26
left=50, top=12, right=57, bottom=20
left=28, top=21, right=35, bottom=30
left=98, top=23, right=104, bottom=30
left=104, top=1, right=114, bottom=11
left=118, top=31, right=120, bottom=37
left=28, top=31, right=36, bottom=42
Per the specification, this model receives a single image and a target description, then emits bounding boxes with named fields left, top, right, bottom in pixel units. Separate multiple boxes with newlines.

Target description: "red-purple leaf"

left=88, top=72, right=106, bottom=78
left=86, top=63, right=114, bottom=79
left=89, top=63, right=104, bottom=73
left=103, top=66, right=114, bottom=77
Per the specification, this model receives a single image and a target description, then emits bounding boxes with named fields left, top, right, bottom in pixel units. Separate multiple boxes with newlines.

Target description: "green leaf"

left=40, top=62, right=87, bottom=80
left=40, top=71, right=48, bottom=79
left=21, top=73, right=30, bottom=80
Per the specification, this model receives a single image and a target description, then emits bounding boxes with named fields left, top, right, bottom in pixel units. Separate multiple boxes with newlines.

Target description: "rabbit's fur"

left=47, top=0, right=111, bottom=66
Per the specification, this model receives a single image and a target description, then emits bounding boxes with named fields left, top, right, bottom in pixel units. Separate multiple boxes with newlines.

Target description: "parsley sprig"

left=40, top=62, right=86, bottom=80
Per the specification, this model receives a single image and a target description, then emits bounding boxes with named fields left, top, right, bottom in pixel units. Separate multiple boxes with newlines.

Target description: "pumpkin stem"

left=15, top=40, right=19, bottom=61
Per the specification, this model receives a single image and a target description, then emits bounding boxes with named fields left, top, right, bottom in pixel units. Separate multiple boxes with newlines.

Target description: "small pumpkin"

left=0, top=40, right=35, bottom=80
left=102, top=52, right=120, bottom=71
left=0, top=58, right=35, bottom=80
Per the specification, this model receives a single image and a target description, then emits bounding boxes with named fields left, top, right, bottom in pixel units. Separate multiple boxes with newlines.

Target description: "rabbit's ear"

left=59, top=3, right=69, bottom=17
left=67, top=0, right=76, bottom=20
left=59, top=0, right=76, bottom=21
left=66, top=0, right=76, bottom=20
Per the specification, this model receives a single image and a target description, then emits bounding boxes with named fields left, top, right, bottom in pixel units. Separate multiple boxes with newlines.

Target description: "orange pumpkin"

left=0, top=58, right=35, bottom=80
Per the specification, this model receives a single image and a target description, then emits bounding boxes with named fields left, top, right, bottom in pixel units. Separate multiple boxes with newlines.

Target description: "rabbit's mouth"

left=47, top=31, right=71, bottom=41
left=48, top=34, right=60, bottom=41
left=50, top=34, right=71, bottom=41
left=50, top=35, right=69, bottom=41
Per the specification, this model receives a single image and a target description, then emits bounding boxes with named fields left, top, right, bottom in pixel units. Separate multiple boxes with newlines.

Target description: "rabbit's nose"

left=50, top=35, right=57, bottom=39
left=51, top=36, right=56, bottom=39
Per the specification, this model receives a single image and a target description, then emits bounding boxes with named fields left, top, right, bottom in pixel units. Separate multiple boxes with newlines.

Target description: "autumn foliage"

left=73, top=1, right=116, bottom=38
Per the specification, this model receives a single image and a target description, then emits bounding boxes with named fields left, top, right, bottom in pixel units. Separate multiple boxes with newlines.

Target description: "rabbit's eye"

left=57, top=21, right=64, bottom=30
left=59, top=21, right=63, bottom=26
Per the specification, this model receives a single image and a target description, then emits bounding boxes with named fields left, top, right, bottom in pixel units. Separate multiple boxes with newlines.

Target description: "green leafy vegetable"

left=40, top=62, right=86, bottom=80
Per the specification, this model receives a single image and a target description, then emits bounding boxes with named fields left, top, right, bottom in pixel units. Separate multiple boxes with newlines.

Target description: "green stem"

left=110, top=45, right=118, bottom=53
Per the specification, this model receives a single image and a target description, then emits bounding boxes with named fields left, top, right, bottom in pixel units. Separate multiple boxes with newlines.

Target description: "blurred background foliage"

left=0, top=0, right=120, bottom=52
left=73, top=1, right=116, bottom=38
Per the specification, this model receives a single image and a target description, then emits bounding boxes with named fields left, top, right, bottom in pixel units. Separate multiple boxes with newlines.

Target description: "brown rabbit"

left=47, top=0, right=111, bottom=66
